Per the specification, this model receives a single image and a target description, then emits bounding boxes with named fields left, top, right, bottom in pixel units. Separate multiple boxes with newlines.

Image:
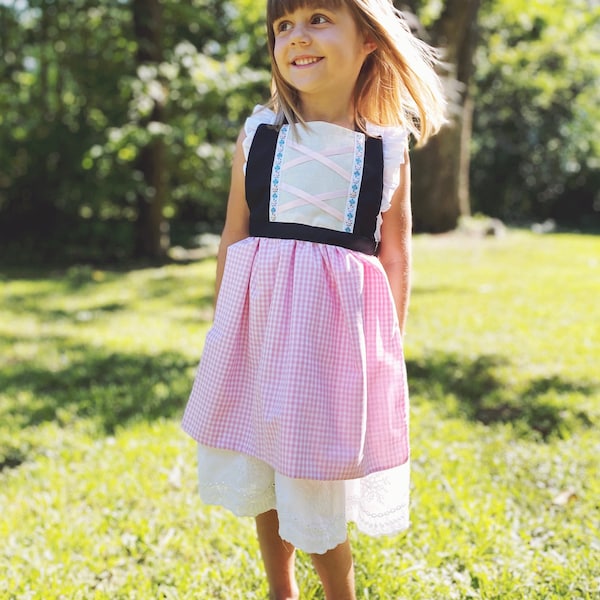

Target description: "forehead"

left=268, top=0, right=345, bottom=23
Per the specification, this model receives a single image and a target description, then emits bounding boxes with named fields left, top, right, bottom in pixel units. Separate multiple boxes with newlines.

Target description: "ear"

left=363, top=36, right=377, bottom=55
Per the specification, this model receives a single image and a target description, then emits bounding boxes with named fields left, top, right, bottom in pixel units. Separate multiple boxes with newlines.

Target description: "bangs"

left=267, top=0, right=344, bottom=25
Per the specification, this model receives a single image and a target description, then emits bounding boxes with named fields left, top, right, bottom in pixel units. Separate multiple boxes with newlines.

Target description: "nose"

left=289, top=23, right=310, bottom=45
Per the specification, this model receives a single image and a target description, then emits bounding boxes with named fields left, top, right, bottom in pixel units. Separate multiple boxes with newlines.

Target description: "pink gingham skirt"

left=182, top=236, right=409, bottom=481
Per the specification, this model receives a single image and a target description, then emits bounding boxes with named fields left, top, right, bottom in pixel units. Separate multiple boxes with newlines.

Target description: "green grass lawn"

left=1, top=230, right=599, bottom=599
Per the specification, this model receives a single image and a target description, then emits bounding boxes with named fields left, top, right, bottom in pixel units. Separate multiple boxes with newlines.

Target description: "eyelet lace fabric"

left=197, top=445, right=410, bottom=554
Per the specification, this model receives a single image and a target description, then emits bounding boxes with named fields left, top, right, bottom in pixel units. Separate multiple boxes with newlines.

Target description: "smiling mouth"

left=292, top=57, right=323, bottom=66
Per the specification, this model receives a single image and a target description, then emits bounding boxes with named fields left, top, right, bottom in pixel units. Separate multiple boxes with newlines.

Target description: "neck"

left=298, top=96, right=355, bottom=129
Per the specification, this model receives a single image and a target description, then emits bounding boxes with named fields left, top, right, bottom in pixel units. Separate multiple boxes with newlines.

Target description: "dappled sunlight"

left=409, top=231, right=600, bottom=381
left=0, top=346, right=196, bottom=433
left=1, top=232, right=598, bottom=598
left=0, top=261, right=218, bottom=468
left=0, top=261, right=216, bottom=355
left=407, top=351, right=596, bottom=440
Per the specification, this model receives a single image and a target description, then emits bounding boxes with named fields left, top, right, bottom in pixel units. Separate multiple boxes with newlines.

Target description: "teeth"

left=294, top=57, right=320, bottom=66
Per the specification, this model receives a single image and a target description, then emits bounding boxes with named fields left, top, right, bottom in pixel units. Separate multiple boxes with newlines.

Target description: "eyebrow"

left=269, top=0, right=342, bottom=23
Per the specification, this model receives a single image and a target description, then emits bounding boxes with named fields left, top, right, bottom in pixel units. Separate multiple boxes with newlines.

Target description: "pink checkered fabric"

left=181, top=237, right=409, bottom=481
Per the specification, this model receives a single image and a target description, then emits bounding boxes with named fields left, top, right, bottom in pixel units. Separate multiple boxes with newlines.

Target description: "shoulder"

left=241, top=105, right=277, bottom=172
left=366, top=124, right=410, bottom=213
left=366, top=123, right=409, bottom=165
left=242, top=105, right=277, bottom=148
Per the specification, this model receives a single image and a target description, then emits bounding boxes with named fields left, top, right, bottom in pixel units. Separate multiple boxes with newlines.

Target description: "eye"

left=275, top=20, right=292, bottom=33
left=311, top=14, right=329, bottom=25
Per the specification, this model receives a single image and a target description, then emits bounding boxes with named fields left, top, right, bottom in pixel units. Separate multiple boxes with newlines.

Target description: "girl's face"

left=272, top=2, right=375, bottom=112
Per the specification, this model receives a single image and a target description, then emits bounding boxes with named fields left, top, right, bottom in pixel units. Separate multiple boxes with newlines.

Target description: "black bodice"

left=245, top=124, right=385, bottom=255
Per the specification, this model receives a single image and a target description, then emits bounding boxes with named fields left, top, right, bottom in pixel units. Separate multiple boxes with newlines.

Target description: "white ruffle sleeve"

left=366, top=124, right=409, bottom=213
left=242, top=105, right=277, bottom=175
left=366, top=124, right=409, bottom=242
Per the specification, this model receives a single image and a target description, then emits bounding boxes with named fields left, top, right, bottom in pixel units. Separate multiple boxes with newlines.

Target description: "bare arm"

left=214, top=128, right=250, bottom=302
left=378, top=148, right=412, bottom=336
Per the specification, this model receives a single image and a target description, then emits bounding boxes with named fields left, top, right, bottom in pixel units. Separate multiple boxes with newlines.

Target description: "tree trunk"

left=132, top=0, right=168, bottom=259
left=409, top=0, right=481, bottom=232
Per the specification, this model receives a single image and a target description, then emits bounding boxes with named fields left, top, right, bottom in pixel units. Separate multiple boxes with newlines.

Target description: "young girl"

left=182, top=1, right=445, bottom=597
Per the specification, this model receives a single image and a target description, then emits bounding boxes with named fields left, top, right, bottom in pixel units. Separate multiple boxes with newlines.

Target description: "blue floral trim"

left=270, top=125, right=289, bottom=222
left=344, top=133, right=365, bottom=233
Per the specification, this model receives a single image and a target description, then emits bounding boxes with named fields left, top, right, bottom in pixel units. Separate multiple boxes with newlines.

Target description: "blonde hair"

left=266, top=0, right=446, bottom=144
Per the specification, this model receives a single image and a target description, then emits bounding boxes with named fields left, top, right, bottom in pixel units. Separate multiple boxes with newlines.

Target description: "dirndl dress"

left=181, top=105, right=411, bottom=554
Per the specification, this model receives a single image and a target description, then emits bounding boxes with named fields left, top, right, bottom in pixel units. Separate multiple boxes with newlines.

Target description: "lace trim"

left=270, top=124, right=289, bottom=222
left=344, top=132, right=365, bottom=233
left=280, top=514, right=348, bottom=555
left=196, top=445, right=410, bottom=552
left=352, top=502, right=410, bottom=537
left=199, top=479, right=275, bottom=518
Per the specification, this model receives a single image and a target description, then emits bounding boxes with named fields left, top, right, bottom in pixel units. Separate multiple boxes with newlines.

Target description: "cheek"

left=273, top=44, right=286, bottom=69
left=272, top=45, right=292, bottom=84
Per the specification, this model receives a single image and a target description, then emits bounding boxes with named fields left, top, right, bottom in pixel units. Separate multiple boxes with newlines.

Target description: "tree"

left=402, top=0, right=482, bottom=232
left=0, top=0, right=269, bottom=262
left=132, top=0, right=168, bottom=259
left=0, top=0, right=137, bottom=260
left=2, top=0, right=596, bottom=263
left=81, top=0, right=270, bottom=258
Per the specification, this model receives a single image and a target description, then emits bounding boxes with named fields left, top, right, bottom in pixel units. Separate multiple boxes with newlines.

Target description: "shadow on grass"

left=406, top=352, right=596, bottom=440
left=2, top=345, right=596, bottom=471
left=0, top=340, right=199, bottom=470
left=1, top=344, right=197, bottom=435
left=2, top=264, right=214, bottom=319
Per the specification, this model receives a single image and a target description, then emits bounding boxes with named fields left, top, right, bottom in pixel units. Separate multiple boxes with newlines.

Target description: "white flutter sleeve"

left=366, top=124, right=409, bottom=242
left=242, top=105, right=277, bottom=175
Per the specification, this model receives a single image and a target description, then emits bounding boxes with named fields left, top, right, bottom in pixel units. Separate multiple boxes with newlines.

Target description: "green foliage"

left=96, top=0, right=270, bottom=230
left=1, top=0, right=599, bottom=262
left=1, top=231, right=599, bottom=598
left=0, top=1, right=134, bottom=214
left=471, top=0, right=600, bottom=226
left=0, top=0, right=269, bottom=261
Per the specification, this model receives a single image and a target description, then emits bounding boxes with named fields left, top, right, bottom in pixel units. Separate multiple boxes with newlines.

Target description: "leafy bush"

left=471, top=0, right=600, bottom=227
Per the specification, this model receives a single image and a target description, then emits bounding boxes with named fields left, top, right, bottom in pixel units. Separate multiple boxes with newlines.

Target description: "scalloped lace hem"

left=196, top=445, right=410, bottom=553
